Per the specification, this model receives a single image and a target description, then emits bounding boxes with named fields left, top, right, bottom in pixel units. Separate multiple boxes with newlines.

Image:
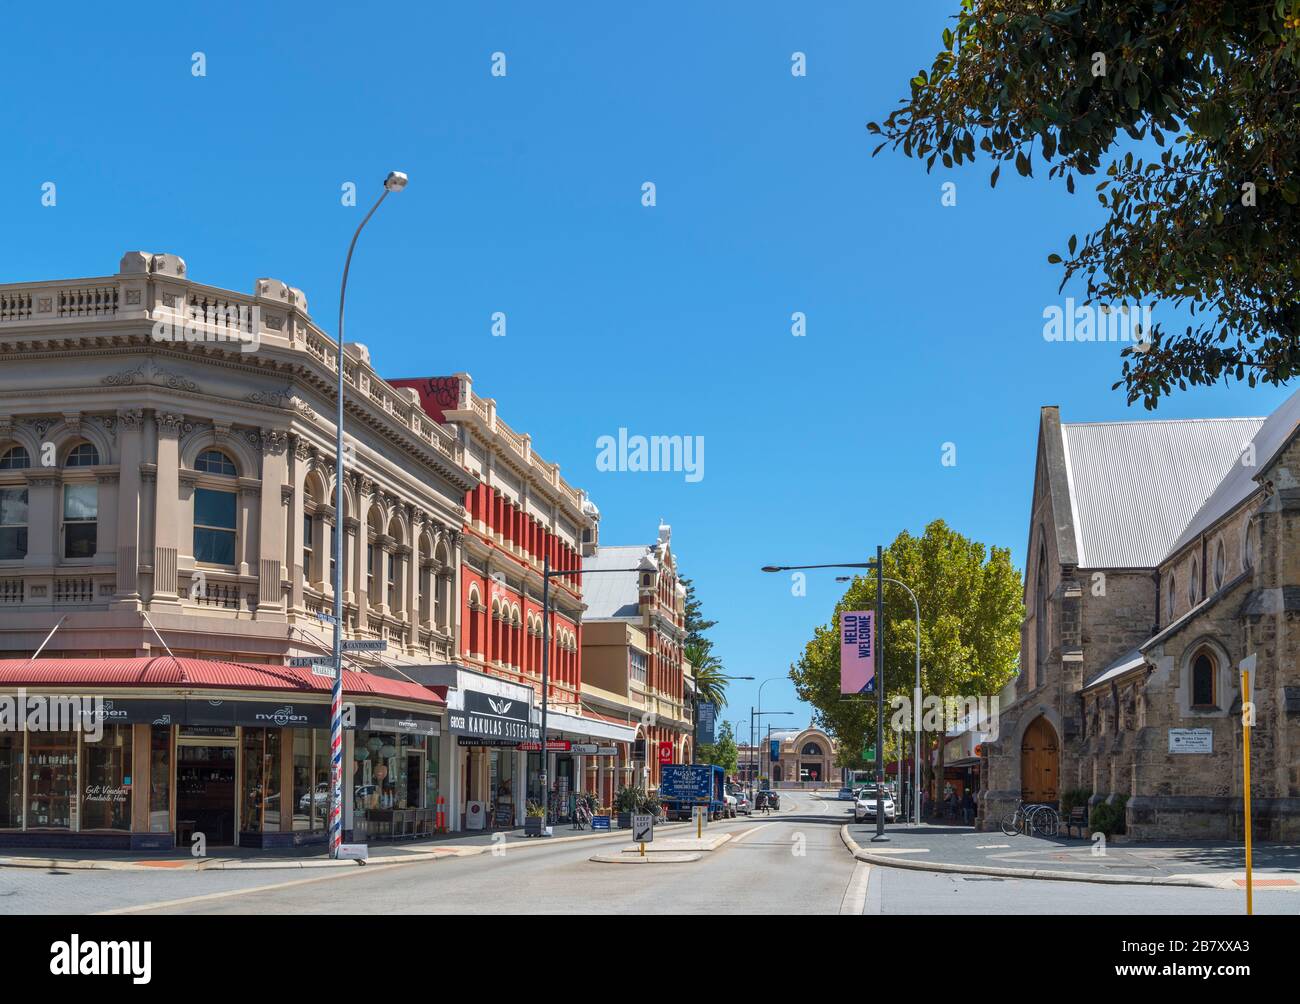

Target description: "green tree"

left=789, top=520, right=1023, bottom=798
left=869, top=2, right=1300, bottom=409
left=687, top=641, right=729, bottom=709
left=699, top=721, right=739, bottom=775
left=681, top=576, right=717, bottom=653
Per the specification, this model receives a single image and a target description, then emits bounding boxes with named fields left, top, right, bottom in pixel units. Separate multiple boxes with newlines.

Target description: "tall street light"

left=762, top=551, right=890, bottom=842
left=750, top=709, right=794, bottom=797
left=329, top=170, right=407, bottom=860
left=751, top=675, right=786, bottom=801
left=691, top=674, right=753, bottom=766
left=535, top=554, right=653, bottom=836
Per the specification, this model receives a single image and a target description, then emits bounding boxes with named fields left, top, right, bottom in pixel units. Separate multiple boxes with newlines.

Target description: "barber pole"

left=329, top=662, right=343, bottom=858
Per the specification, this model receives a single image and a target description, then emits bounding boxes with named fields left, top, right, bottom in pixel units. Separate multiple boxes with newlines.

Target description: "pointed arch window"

left=1191, top=650, right=1217, bottom=709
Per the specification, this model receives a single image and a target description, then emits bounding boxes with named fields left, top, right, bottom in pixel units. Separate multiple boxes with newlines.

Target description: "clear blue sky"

left=2, top=1, right=1290, bottom=733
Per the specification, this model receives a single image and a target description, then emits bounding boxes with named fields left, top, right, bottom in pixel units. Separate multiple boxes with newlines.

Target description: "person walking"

left=961, top=788, right=976, bottom=826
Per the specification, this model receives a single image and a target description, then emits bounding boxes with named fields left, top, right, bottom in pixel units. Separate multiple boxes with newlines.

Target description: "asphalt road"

left=1, top=790, right=856, bottom=915
left=1, top=791, right=1288, bottom=914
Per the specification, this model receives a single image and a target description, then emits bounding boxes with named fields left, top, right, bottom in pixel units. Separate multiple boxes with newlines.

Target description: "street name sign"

left=342, top=639, right=387, bottom=653
left=310, top=662, right=338, bottom=679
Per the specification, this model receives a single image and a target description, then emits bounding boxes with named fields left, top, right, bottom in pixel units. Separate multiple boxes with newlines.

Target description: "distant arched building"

left=737, top=726, right=838, bottom=788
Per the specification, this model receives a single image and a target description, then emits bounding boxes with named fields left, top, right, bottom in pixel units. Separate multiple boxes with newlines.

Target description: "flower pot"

left=524, top=816, right=545, bottom=837
left=617, top=812, right=632, bottom=829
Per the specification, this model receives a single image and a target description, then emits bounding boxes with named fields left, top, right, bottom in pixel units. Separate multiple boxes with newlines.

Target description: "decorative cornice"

left=156, top=413, right=189, bottom=439
left=103, top=359, right=199, bottom=393
left=260, top=429, right=289, bottom=457
left=117, top=408, right=145, bottom=431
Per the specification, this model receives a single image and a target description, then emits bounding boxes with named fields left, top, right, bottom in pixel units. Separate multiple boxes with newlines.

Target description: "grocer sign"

left=447, top=690, right=539, bottom=742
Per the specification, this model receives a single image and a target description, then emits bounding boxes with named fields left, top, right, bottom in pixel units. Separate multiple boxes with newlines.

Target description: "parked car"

left=758, top=789, right=780, bottom=809
left=733, top=792, right=752, bottom=815
left=854, top=786, right=896, bottom=824
left=722, top=793, right=738, bottom=818
left=837, top=787, right=855, bottom=801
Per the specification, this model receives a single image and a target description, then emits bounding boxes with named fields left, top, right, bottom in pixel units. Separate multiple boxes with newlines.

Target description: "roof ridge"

left=1063, top=417, right=1266, bottom=428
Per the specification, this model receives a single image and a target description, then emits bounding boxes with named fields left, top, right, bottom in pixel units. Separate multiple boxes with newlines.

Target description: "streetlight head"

left=384, top=171, right=409, bottom=192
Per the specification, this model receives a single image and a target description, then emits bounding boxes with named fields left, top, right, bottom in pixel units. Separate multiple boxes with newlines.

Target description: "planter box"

left=524, top=817, right=545, bottom=837
left=616, top=813, right=632, bottom=829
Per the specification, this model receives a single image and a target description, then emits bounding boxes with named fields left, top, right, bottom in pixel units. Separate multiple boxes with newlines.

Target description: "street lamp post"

left=761, top=553, right=891, bottom=842
left=750, top=709, right=794, bottom=798
left=535, top=556, right=651, bottom=836
left=751, top=676, right=784, bottom=802
left=329, top=170, right=407, bottom=860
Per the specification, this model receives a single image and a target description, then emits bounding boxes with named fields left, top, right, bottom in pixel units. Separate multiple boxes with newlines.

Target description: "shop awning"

left=0, top=658, right=444, bottom=708
left=535, top=706, right=638, bottom=743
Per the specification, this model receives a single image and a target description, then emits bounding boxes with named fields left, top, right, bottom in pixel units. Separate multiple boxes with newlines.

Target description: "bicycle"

left=1000, top=802, right=1060, bottom=837
left=572, top=800, right=592, bottom=830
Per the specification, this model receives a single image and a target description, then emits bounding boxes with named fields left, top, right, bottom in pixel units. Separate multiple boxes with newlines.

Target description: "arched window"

left=800, top=742, right=823, bottom=757
left=65, top=442, right=99, bottom=467
left=1167, top=573, right=1176, bottom=621
left=1243, top=521, right=1256, bottom=570
left=1188, top=558, right=1200, bottom=606
left=0, top=446, right=30, bottom=470
left=195, top=449, right=237, bottom=476
left=1035, top=538, right=1048, bottom=675
left=1213, top=539, right=1225, bottom=590
left=1191, top=650, right=1216, bottom=708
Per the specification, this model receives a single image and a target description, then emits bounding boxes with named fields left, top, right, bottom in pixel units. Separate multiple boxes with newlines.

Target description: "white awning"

left=532, top=707, right=637, bottom=743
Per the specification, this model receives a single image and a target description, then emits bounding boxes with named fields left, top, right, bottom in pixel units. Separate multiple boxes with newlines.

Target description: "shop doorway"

left=176, top=743, right=237, bottom=846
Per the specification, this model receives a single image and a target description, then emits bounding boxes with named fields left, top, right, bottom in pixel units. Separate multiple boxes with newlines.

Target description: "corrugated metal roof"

left=1165, top=388, right=1300, bottom=559
left=1061, top=417, right=1264, bottom=568
left=1083, top=647, right=1146, bottom=689
left=0, top=657, right=443, bottom=705
left=582, top=545, right=649, bottom=619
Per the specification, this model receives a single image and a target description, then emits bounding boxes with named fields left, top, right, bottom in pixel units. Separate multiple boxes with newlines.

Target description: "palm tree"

left=686, top=641, right=728, bottom=709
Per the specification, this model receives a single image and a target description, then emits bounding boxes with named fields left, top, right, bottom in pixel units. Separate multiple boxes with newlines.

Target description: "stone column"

left=352, top=506, right=368, bottom=628
left=113, top=409, right=145, bottom=604
left=449, top=528, right=463, bottom=662
left=289, top=437, right=310, bottom=612
left=151, top=413, right=184, bottom=609
left=256, top=430, right=288, bottom=620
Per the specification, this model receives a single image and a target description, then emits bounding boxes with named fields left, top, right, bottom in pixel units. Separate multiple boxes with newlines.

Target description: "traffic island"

left=839, top=824, right=1237, bottom=888
left=588, top=852, right=703, bottom=864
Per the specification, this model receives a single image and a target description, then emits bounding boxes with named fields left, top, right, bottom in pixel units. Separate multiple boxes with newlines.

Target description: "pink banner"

left=840, top=610, right=875, bottom=695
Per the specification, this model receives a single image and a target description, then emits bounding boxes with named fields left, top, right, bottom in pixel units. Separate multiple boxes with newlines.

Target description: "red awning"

left=0, top=657, right=443, bottom=707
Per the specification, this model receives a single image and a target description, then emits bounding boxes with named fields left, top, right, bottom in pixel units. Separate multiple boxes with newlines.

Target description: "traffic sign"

left=631, top=813, right=654, bottom=843
left=342, top=639, right=387, bottom=652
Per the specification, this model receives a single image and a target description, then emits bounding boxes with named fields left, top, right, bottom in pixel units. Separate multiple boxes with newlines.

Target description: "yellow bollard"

left=639, top=841, right=645, bottom=858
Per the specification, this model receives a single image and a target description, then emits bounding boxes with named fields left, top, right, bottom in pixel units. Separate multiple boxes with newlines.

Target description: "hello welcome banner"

left=840, top=610, right=875, bottom=695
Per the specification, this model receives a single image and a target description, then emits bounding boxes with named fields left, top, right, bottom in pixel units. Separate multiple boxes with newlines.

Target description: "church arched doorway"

left=1020, top=716, right=1059, bottom=804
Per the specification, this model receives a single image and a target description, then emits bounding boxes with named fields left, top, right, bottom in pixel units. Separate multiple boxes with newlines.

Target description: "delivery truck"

left=658, top=763, right=727, bottom=821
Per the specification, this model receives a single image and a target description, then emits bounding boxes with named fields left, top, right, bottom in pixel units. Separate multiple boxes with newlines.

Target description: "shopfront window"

left=353, top=731, right=399, bottom=812
left=241, top=728, right=282, bottom=833
left=27, top=731, right=76, bottom=828
left=150, top=725, right=172, bottom=833
left=489, top=748, right=515, bottom=827
left=292, top=731, right=312, bottom=831
left=0, top=731, right=22, bottom=828
left=82, top=725, right=133, bottom=831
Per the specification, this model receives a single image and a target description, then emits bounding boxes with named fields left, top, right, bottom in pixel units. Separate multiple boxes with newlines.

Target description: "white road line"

left=95, top=860, right=420, bottom=915
left=840, top=861, right=871, bottom=915
left=731, top=822, right=777, bottom=844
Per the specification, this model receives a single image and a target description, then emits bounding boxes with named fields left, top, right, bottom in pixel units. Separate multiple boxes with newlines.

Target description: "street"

left=2, top=792, right=1289, bottom=916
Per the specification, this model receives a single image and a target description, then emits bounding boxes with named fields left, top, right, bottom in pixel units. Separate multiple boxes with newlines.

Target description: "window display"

left=0, top=731, right=22, bottom=828
left=27, top=731, right=76, bottom=828
left=241, top=727, right=282, bottom=833
left=82, top=725, right=132, bottom=831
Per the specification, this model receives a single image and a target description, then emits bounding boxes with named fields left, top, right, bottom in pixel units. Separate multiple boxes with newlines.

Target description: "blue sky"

left=2, top=1, right=1291, bottom=733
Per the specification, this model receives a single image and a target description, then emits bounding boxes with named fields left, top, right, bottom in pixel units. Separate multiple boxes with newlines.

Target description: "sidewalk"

left=0, top=818, right=695, bottom=873
left=840, top=821, right=1300, bottom=889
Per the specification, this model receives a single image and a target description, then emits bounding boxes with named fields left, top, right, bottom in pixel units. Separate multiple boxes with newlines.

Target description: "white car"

left=853, top=787, right=896, bottom=824
left=722, top=793, right=738, bottom=818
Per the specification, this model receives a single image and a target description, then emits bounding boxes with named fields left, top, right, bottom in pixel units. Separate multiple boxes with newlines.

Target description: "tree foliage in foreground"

left=869, top=1, right=1300, bottom=409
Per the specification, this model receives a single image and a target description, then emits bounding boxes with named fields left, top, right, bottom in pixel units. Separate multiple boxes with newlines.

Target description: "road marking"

left=976, top=844, right=1011, bottom=849
left=840, top=861, right=870, bottom=915
left=95, top=860, right=419, bottom=915
left=731, top=822, right=777, bottom=844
